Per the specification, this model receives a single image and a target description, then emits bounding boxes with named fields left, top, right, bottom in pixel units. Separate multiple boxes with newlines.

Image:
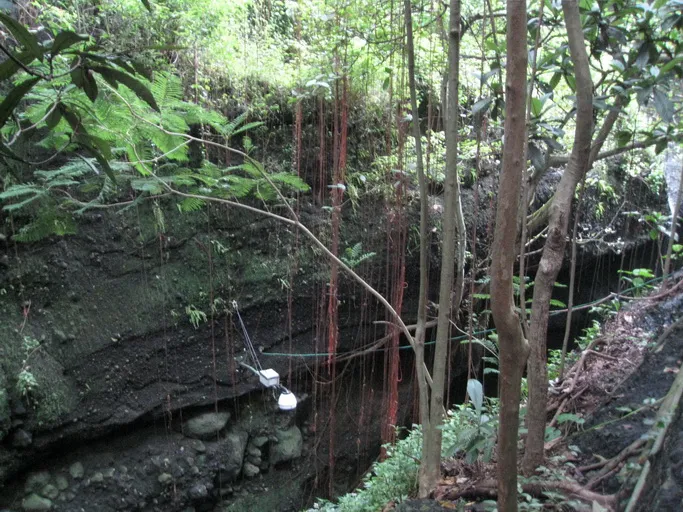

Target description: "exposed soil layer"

left=572, top=286, right=683, bottom=509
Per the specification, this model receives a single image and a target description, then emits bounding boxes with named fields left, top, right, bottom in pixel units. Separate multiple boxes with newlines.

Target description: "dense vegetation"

left=1, top=0, right=682, bottom=510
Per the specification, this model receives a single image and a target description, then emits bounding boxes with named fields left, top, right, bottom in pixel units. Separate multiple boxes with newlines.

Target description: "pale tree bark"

left=664, top=159, right=683, bottom=277
left=522, top=0, right=593, bottom=474
left=404, top=0, right=432, bottom=467
left=490, top=1, right=529, bottom=510
left=419, top=0, right=465, bottom=497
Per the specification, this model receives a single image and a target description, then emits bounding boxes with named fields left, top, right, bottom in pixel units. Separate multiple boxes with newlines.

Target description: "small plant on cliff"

left=185, top=305, right=208, bottom=329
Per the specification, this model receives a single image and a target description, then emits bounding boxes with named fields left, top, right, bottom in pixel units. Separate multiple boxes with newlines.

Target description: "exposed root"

left=435, top=478, right=617, bottom=510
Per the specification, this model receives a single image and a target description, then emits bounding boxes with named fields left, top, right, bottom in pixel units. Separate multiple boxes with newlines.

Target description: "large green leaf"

left=45, top=104, right=62, bottom=129
left=0, top=76, right=40, bottom=128
left=82, top=68, right=99, bottom=102
left=0, top=49, right=36, bottom=81
left=653, top=89, right=674, bottom=123
left=50, top=31, right=89, bottom=56
left=0, top=12, right=43, bottom=61
left=471, top=96, right=493, bottom=115
left=90, top=65, right=160, bottom=112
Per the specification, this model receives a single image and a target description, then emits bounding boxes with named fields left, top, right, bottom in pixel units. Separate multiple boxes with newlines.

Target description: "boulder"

left=24, top=472, right=51, bottom=494
left=220, top=429, right=249, bottom=480
left=21, top=494, right=52, bottom=511
left=183, top=412, right=230, bottom=440
left=68, top=462, right=84, bottom=480
left=269, top=426, right=303, bottom=466
left=242, top=462, right=260, bottom=478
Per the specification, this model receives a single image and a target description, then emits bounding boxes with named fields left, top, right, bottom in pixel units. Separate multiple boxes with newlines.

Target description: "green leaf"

left=70, top=65, right=85, bottom=88
left=653, top=89, right=674, bottom=123
left=0, top=49, right=36, bottom=81
left=635, top=42, right=651, bottom=69
left=45, top=104, right=62, bottom=129
left=58, top=102, right=83, bottom=134
left=50, top=31, right=89, bottom=56
left=0, top=76, right=41, bottom=129
left=231, top=121, right=264, bottom=137
left=471, top=97, right=493, bottom=115
left=528, top=143, right=545, bottom=171
left=549, top=72, right=561, bottom=89
left=466, top=379, right=484, bottom=415
left=660, top=56, right=683, bottom=74
left=90, top=65, right=160, bottom=111
left=531, top=97, right=543, bottom=117
left=81, top=69, right=99, bottom=102
left=615, top=130, right=633, bottom=147
left=549, top=299, right=567, bottom=308
left=75, top=138, right=116, bottom=184
left=611, top=59, right=625, bottom=72
left=564, top=74, right=576, bottom=92
left=0, top=12, right=43, bottom=61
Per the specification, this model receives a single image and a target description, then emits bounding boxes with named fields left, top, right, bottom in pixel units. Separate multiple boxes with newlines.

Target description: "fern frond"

left=270, top=172, right=310, bottom=192
left=34, top=160, right=92, bottom=181
left=3, top=192, right=45, bottom=212
left=177, top=197, right=205, bottom=213
left=0, top=184, right=42, bottom=199
left=13, top=210, right=76, bottom=242
left=151, top=72, right=184, bottom=108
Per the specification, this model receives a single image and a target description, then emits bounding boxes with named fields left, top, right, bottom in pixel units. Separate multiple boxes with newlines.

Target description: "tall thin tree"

left=490, top=0, right=528, bottom=510
left=523, top=0, right=594, bottom=473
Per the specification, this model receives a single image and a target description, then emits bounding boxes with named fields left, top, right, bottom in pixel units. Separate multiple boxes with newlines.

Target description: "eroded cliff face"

left=0, top=198, right=420, bottom=511
left=0, top=154, right=667, bottom=510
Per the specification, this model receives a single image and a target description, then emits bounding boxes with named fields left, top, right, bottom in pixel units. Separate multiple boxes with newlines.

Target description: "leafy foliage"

left=311, top=399, right=500, bottom=512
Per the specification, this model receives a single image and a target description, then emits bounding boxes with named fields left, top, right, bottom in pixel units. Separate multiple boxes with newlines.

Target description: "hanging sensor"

left=233, top=301, right=297, bottom=411
left=277, top=389, right=297, bottom=411
left=258, top=368, right=280, bottom=388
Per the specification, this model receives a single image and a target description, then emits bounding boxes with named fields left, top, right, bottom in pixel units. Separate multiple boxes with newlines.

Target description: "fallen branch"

left=654, top=314, right=683, bottom=354
left=624, top=354, right=683, bottom=512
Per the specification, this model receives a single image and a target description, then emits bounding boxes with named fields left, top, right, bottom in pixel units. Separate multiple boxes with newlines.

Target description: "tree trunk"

left=419, top=0, right=465, bottom=497
left=490, top=2, right=529, bottom=511
left=522, top=0, right=593, bottom=474
left=404, top=0, right=433, bottom=494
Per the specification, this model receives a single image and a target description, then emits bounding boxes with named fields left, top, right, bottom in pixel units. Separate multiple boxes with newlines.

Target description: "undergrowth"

left=310, top=397, right=499, bottom=512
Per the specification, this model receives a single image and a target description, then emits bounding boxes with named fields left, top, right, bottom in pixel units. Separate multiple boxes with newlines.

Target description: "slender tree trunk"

left=664, top=160, right=683, bottom=277
left=490, top=1, right=528, bottom=510
left=523, top=0, right=593, bottom=474
left=404, top=0, right=432, bottom=491
left=419, top=0, right=465, bottom=497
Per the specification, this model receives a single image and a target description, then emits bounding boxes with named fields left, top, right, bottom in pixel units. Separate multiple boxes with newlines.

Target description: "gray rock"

left=90, top=472, right=104, bottom=483
left=188, top=483, right=208, bottom=500
left=270, top=426, right=303, bottom=465
left=69, top=462, right=84, bottom=480
left=39, top=484, right=59, bottom=500
left=247, top=446, right=261, bottom=458
left=220, top=429, right=249, bottom=480
left=25, top=472, right=51, bottom=494
left=158, top=472, right=173, bottom=485
left=242, top=462, right=260, bottom=478
left=21, top=494, right=52, bottom=511
left=11, top=428, right=33, bottom=448
left=54, top=475, right=69, bottom=491
left=188, top=439, right=206, bottom=453
left=251, top=436, right=269, bottom=448
left=183, top=411, right=230, bottom=440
